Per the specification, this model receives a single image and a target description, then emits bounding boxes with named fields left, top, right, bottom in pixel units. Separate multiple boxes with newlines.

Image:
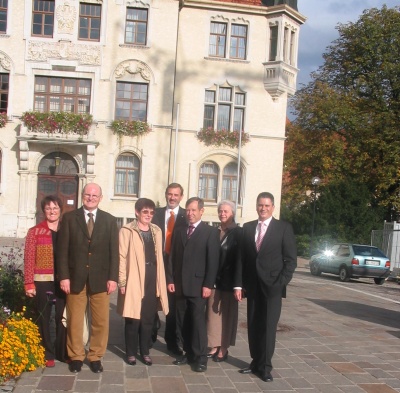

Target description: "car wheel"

left=374, top=278, right=385, bottom=285
left=339, top=266, right=350, bottom=282
left=310, top=262, right=321, bottom=276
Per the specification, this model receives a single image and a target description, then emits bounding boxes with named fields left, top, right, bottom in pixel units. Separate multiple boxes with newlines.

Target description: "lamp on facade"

left=54, top=148, right=61, bottom=167
left=310, top=176, right=321, bottom=257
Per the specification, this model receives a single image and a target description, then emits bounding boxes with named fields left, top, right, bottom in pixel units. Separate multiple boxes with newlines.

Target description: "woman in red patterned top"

left=24, top=195, right=67, bottom=367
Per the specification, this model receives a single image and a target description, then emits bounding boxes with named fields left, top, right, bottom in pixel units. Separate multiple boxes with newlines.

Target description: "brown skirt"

left=206, top=289, right=238, bottom=348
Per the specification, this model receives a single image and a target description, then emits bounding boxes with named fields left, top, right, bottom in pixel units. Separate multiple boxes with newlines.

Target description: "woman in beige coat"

left=117, top=198, right=169, bottom=366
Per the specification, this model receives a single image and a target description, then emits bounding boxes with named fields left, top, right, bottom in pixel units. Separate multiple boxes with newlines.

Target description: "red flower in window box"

left=196, top=127, right=249, bottom=148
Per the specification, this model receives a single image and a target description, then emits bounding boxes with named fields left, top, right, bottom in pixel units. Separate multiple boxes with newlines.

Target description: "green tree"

left=286, top=5, right=400, bottom=214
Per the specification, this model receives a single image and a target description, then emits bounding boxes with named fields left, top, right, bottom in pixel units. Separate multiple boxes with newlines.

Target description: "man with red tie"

left=235, top=192, right=297, bottom=382
left=152, top=183, right=187, bottom=355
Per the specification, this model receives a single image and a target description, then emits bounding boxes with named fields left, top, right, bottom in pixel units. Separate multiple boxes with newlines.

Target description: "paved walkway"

left=4, top=259, right=400, bottom=393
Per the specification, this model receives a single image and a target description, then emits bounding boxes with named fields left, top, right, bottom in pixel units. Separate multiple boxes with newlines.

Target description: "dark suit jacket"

left=152, top=206, right=187, bottom=259
left=239, top=217, right=297, bottom=298
left=56, top=207, right=119, bottom=294
left=167, top=221, right=220, bottom=298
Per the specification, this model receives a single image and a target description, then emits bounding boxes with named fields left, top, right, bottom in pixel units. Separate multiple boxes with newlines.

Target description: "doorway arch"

left=36, top=152, right=79, bottom=223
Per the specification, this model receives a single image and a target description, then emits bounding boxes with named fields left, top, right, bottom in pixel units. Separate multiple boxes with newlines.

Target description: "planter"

left=196, top=127, right=250, bottom=148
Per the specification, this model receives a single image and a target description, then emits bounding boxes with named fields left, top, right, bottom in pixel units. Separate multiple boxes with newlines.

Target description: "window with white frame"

left=0, top=73, right=9, bottom=112
left=114, top=152, right=140, bottom=196
left=0, top=0, right=8, bottom=33
left=32, top=0, right=54, bottom=37
left=269, top=24, right=278, bottom=61
left=209, top=21, right=248, bottom=60
left=115, top=82, right=148, bottom=121
left=34, top=76, right=91, bottom=113
left=203, top=85, right=245, bottom=131
left=198, top=160, right=244, bottom=204
left=125, top=8, right=148, bottom=45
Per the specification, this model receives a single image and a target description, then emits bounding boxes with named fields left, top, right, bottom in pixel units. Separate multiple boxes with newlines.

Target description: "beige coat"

left=117, top=220, right=169, bottom=319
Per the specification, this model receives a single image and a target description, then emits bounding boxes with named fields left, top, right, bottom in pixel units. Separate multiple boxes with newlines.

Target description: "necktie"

left=87, top=213, right=94, bottom=237
left=187, top=225, right=195, bottom=238
left=165, top=211, right=175, bottom=254
left=256, top=222, right=266, bottom=252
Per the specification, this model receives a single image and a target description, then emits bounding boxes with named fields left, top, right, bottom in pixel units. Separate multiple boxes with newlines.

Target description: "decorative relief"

left=86, top=145, right=95, bottom=174
left=56, top=2, right=77, bottom=34
left=211, top=15, right=229, bottom=22
left=114, top=60, right=152, bottom=81
left=19, top=141, right=29, bottom=171
left=231, top=17, right=249, bottom=25
left=27, top=41, right=101, bottom=65
left=0, top=52, right=11, bottom=71
left=127, top=0, right=149, bottom=7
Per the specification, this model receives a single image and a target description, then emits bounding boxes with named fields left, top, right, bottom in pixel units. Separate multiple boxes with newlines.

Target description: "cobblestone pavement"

left=3, top=257, right=400, bottom=393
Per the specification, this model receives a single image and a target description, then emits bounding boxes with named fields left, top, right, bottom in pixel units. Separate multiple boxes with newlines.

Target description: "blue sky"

left=296, top=1, right=399, bottom=88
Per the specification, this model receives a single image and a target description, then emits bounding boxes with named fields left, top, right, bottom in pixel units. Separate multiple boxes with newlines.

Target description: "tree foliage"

left=283, top=6, right=400, bottom=252
left=285, top=5, right=400, bottom=215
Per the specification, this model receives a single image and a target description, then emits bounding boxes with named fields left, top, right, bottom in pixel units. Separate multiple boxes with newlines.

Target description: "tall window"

left=229, top=24, right=247, bottom=59
left=115, top=153, right=140, bottom=196
left=203, top=86, right=245, bottom=131
left=125, top=8, right=148, bottom=45
left=0, top=73, right=9, bottom=112
left=209, top=22, right=226, bottom=58
left=269, top=25, right=278, bottom=61
left=198, top=162, right=218, bottom=202
left=32, top=0, right=54, bottom=37
left=0, top=0, right=7, bottom=33
left=115, top=82, right=148, bottom=121
left=79, top=3, right=101, bottom=41
left=222, top=163, right=240, bottom=202
left=34, top=77, right=91, bottom=114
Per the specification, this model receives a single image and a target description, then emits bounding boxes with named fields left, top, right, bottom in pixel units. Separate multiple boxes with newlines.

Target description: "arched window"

left=198, top=161, right=218, bottom=202
left=222, top=162, right=241, bottom=202
left=115, top=152, right=140, bottom=196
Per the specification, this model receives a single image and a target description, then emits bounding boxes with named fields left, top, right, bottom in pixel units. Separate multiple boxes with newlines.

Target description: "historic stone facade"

left=0, top=0, right=305, bottom=237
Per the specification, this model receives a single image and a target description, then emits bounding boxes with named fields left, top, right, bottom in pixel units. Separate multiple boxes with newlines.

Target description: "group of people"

left=24, top=182, right=297, bottom=382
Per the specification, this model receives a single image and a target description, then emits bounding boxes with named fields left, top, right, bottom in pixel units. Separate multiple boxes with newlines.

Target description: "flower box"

left=196, top=127, right=250, bottom=148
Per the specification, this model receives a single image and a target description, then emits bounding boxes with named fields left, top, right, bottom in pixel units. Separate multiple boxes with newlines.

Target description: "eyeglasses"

left=83, top=194, right=100, bottom=200
left=44, top=207, right=60, bottom=212
left=141, top=209, right=155, bottom=216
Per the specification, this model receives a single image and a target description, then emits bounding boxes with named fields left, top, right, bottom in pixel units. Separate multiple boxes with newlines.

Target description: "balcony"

left=262, top=60, right=298, bottom=99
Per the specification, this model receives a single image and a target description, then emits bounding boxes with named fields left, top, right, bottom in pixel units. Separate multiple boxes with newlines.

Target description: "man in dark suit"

left=167, top=197, right=220, bottom=372
left=56, top=183, right=119, bottom=374
left=152, top=183, right=187, bottom=355
left=236, top=192, right=297, bottom=382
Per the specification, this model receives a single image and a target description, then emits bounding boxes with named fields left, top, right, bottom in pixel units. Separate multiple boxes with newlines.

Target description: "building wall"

left=0, top=0, right=305, bottom=237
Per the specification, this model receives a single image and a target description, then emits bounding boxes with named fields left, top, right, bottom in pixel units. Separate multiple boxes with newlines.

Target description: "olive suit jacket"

left=56, top=207, right=119, bottom=294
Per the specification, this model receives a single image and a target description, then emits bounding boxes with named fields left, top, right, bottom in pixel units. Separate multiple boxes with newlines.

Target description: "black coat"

left=216, top=225, right=242, bottom=291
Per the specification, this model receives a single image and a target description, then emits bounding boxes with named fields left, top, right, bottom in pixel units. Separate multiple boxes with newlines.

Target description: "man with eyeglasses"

left=56, top=183, right=119, bottom=374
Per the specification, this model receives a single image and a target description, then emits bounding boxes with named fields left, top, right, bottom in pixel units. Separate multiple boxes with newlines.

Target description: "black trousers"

left=164, top=290, right=180, bottom=348
left=176, top=295, right=208, bottom=364
left=247, top=281, right=282, bottom=373
left=125, top=264, right=157, bottom=357
left=35, top=281, right=67, bottom=361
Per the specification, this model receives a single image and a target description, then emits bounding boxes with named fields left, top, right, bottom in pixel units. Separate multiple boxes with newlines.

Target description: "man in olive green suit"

left=56, top=183, right=119, bottom=374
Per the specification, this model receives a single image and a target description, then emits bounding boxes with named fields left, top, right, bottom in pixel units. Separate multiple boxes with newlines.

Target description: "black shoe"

left=167, top=345, right=183, bottom=356
left=213, top=350, right=228, bottom=362
left=89, top=360, right=103, bottom=373
left=142, top=355, right=152, bottom=366
left=68, top=360, right=83, bottom=373
left=127, top=356, right=136, bottom=366
left=207, top=347, right=219, bottom=358
left=238, top=367, right=255, bottom=374
left=192, top=362, right=207, bottom=372
left=259, top=372, right=273, bottom=382
left=173, top=355, right=188, bottom=365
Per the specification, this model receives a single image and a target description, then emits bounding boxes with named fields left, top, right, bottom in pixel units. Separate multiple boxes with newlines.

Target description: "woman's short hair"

left=41, top=195, right=63, bottom=212
left=135, top=198, right=156, bottom=212
left=217, top=200, right=236, bottom=218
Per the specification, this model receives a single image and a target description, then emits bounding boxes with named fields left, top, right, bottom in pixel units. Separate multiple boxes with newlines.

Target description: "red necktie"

left=165, top=211, right=175, bottom=254
left=187, top=225, right=195, bottom=238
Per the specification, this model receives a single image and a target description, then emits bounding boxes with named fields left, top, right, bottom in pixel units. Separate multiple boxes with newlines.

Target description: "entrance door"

left=36, top=152, right=79, bottom=223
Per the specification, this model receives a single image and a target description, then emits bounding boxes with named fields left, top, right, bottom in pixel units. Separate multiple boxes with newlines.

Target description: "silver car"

left=309, top=243, right=391, bottom=285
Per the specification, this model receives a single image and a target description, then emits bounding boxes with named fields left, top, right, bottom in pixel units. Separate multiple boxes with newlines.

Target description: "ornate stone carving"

left=127, top=0, right=149, bottom=7
left=0, top=52, right=11, bottom=71
left=56, top=2, right=77, bottom=34
left=27, top=41, right=101, bottom=65
left=115, top=60, right=152, bottom=80
left=19, top=141, right=29, bottom=171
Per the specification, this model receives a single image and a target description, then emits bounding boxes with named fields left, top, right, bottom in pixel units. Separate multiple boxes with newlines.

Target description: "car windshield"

left=352, top=245, right=387, bottom=258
